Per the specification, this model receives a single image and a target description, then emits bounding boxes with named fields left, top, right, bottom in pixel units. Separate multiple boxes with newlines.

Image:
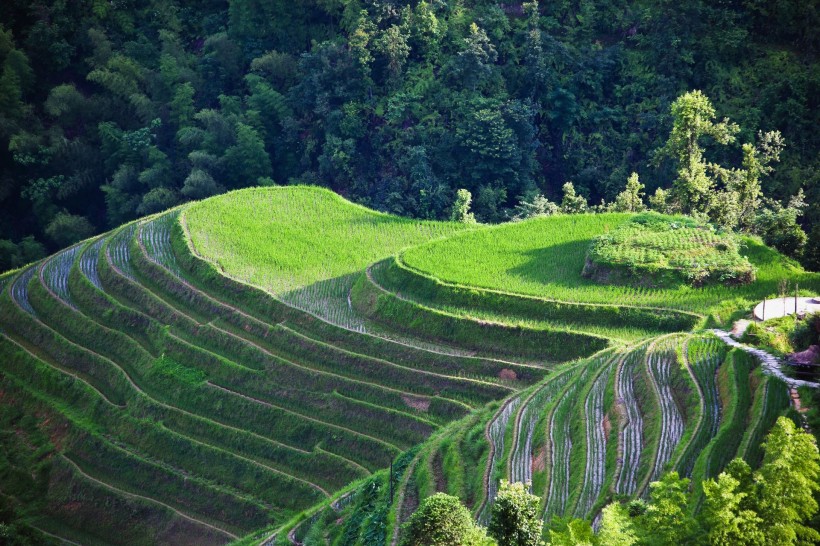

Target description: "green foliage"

left=0, top=1, right=818, bottom=273
left=514, top=194, right=560, bottom=220
left=44, top=212, right=94, bottom=247
left=754, top=191, right=808, bottom=259
left=637, top=472, right=696, bottom=546
left=451, top=188, right=477, bottom=224
left=701, top=470, right=764, bottom=545
left=613, top=174, right=646, bottom=214
left=585, top=213, right=755, bottom=287
left=400, top=493, right=494, bottom=546
left=560, top=183, right=587, bottom=214
left=488, top=480, right=544, bottom=546
left=547, top=518, right=594, bottom=546
left=656, top=90, right=739, bottom=214
left=755, top=417, right=820, bottom=545
left=596, top=503, right=638, bottom=546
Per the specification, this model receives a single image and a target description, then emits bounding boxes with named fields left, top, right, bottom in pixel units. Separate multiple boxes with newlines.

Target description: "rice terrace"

left=1, top=1, right=820, bottom=545
left=0, top=185, right=818, bottom=545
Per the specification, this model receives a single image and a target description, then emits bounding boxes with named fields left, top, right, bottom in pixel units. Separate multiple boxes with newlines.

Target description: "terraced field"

left=368, top=333, right=792, bottom=543
left=0, top=188, right=549, bottom=545
left=0, top=186, right=812, bottom=545
left=398, top=214, right=820, bottom=324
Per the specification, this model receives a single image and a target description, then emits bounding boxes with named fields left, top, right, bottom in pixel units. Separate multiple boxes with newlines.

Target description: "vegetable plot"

left=478, top=395, right=523, bottom=522
left=645, top=340, right=685, bottom=484
left=41, top=244, right=81, bottom=309
left=575, top=357, right=615, bottom=517
left=615, top=347, right=646, bottom=495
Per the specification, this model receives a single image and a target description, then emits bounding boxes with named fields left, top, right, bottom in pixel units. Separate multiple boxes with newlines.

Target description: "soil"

left=401, top=395, right=430, bottom=411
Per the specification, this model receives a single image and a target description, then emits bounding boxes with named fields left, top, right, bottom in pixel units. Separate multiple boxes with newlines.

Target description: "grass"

left=184, top=186, right=469, bottom=329
left=400, top=212, right=820, bottom=324
left=371, top=256, right=697, bottom=342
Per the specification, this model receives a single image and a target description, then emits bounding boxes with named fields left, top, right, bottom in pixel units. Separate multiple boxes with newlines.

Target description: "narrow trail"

left=711, top=329, right=820, bottom=389
left=29, top=526, right=83, bottom=546
left=60, top=454, right=239, bottom=541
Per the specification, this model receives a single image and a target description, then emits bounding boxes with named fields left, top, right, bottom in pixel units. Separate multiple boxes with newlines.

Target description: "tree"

left=488, top=481, right=544, bottom=546
left=182, top=168, right=223, bottom=200
left=451, top=23, right=497, bottom=91
left=755, top=190, right=808, bottom=259
left=451, top=189, right=477, bottom=224
left=44, top=212, right=94, bottom=247
left=701, top=472, right=765, bottom=546
left=638, top=472, right=696, bottom=545
left=732, top=132, right=784, bottom=230
left=656, top=91, right=738, bottom=214
left=648, top=187, right=671, bottom=214
left=514, top=194, right=560, bottom=220
left=804, top=225, right=820, bottom=271
left=400, top=493, right=494, bottom=546
left=613, top=173, right=646, bottom=213
left=560, top=182, right=587, bottom=213
left=222, top=122, right=272, bottom=187
left=756, top=417, right=820, bottom=546
left=597, top=503, right=638, bottom=546
left=708, top=190, right=741, bottom=230
left=547, top=518, right=593, bottom=546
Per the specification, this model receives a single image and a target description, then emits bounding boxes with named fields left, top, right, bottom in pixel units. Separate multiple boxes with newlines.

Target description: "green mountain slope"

left=0, top=187, right=542, bottom=545
left=0, top=186, right=812, bottom=545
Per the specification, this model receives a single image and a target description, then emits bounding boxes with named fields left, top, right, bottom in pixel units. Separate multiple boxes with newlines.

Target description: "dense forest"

left=0, top=0, right=818, bottom=271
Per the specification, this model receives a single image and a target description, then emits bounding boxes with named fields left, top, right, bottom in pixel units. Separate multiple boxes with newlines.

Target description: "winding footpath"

left=711, top=330, right=820, bottom=389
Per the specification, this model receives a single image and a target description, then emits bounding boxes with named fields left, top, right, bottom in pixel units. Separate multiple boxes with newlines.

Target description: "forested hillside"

left=1, top=0, right=818, bottom=271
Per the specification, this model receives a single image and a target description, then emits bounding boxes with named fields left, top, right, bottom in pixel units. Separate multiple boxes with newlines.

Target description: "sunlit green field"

left=185, top=186, right=468, bottom=293
left=400, top=213, right=820, bottom=322
left=184, top=186, right=471, bottom=328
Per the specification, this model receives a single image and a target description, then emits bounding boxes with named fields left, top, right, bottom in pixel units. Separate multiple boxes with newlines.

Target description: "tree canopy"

left=0, top=0, right=818, bottom=270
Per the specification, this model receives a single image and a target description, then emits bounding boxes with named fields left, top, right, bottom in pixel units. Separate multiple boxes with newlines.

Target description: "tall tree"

left=756, top=417, right=820, bottom=545
left=656, top=91, right=738, bottom=214
left=701, top=472, right=765, bottom=546
left=597, top=503, right=638, bottom=546
left=638, top=472, right=696, bottom=546
left=488, top=481, right=544, bottom=546
left=613, top=173, right=646, bottom=213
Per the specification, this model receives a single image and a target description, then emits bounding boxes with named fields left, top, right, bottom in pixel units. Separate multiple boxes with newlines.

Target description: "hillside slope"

left=0, top=187, right=545, bottom=545
left=287, top=334, right=793, bottom=545
left=0, top=186, right=814, bottom=545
